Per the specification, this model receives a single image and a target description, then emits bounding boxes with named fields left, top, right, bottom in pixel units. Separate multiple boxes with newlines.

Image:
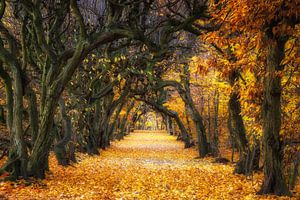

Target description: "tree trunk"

left=227, top=70, right=260, bottom=175
left=86, top=100, right=100, bottom=155
left=227, top=114, right=235, bottom=162
left=228, top=90, right=248, bottom=174
left=193, top=111, right=209, bottom=157
left=25, top=87, right=39, bottom=146
left=170, top=118, right=175, bottom=135
left=7, top=68, right=28, bottom=179
left=54, top=98, right=73, bottom=166
left=257, top=37, right=290, bottom=196
left=0, top=106, right=5, bottom=124
left=167, top=116, right=173, bottom=135
left=207, top=96, right=211, bottom=142
left=28, top=100, right=56, bottom=178
left=180, top=65, right=209, bottom=157
left=118, top=101, right=134, bottom=140
left=288, top=152, right=300, bottom=190
left=99, top=94, right=115, bottom=149
left=185, top=104, right=192, bottom=133
left=99, top=99, right=116, bottom=148
left=27, top=84, right=64, bottom=178
left=172, top=113, right=192, bottom=148
left=107, top=101, right=125, bottom=141
left=166, top=115, right=171, bottom=135
left=211, top=90, right=219, bottom=157
left=0, top=64, right=13, bottom=132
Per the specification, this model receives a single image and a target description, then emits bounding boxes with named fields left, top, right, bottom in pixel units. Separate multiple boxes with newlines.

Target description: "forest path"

left=1, top=131, right=296, bottom=200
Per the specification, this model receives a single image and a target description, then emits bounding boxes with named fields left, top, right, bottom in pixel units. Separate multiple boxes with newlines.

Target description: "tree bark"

left=54, top=98, right=73, bottom=166
left=257, top=37, right=290, bottom=196
left=0, top=65, right=13, bottom=132
left=227, top=70, right=260, bottom=175
left=184, top=104, right=192, bottom=134
left=28, top=93, right=57, bottom=178
left=9, top=67, right=28, bottom=179
left=86, top=100, right=100, bottom=155
left=25, top=87, right=39, bottom=146
left=228, top=89, right=248, bottom=174
left=180, top=65, right=209, bottom=157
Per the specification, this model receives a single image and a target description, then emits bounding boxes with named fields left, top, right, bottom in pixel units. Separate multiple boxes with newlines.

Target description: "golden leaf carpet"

left=0, top=130, right=299, bottom=199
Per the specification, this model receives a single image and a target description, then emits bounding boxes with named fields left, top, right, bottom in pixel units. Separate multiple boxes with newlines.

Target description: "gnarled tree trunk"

left=86, top=100, right=100, bottom=155
left=180, top=65, right=209, bottom=157
left=54, top=98, right=73, bottom=166
left=257, top=37, right=290, bottom=196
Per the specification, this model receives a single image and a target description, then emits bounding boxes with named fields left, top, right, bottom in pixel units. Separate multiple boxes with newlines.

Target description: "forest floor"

left=0, top=130, right=299, bottom=200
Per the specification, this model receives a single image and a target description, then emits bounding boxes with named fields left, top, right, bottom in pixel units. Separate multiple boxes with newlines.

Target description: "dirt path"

left=0, top=131, right=297, bottom=199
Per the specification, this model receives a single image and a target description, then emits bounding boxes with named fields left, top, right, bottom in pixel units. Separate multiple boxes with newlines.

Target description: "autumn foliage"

left=0, top=0, right=299, bottom=199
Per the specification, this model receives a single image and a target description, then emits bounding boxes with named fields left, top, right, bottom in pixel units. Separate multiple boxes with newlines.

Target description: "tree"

left=209, top=0, right=299, bottom=195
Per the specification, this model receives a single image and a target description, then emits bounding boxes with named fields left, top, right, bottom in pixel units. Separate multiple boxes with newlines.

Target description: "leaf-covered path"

left=1, top=131, right=298, bottom=199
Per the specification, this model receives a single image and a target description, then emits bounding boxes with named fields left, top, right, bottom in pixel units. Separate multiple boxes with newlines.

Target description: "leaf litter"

left=0, top=131, right=299, bottom=200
